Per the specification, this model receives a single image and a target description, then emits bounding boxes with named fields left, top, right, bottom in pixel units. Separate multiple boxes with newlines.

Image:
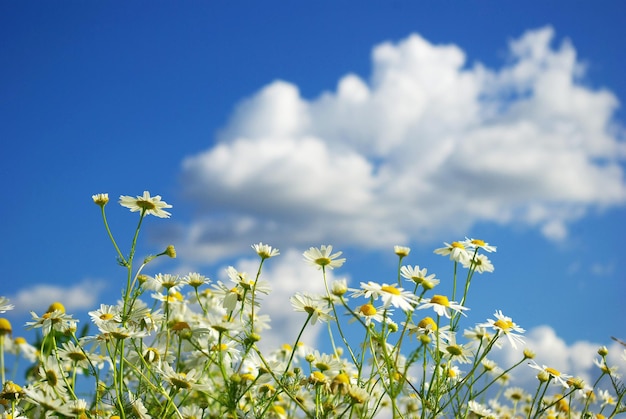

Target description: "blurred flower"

left=290, top=293, right=333, bottom=325
left=252, top=242, right=280, bottom=259
left=0, top=296, right=14, bottom=313
left=303, top=245, right=345, bottom=270
left=394, top=245, right=411, bottom=257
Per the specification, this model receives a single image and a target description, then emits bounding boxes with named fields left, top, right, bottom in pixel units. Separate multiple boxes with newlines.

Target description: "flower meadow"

left=0, top=192, right=624, bottom=418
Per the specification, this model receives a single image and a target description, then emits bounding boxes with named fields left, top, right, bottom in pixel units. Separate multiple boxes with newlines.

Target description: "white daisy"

left=416, top=295, right=468, bottom=319
left=119, top=191, right=172, bottom=218
left=478, top=310, right=525, bottom=349
left=356, top=282, right=418, bottom=312
left=303, top=245, right=346, bottom=270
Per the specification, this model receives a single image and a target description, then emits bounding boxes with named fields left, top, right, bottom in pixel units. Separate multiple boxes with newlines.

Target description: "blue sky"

left=1, top=1, right=625, bottom=387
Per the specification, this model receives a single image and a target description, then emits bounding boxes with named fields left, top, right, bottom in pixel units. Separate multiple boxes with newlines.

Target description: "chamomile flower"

left=303, top=245, right=346, bottom=270
left=444, top=334, right=473, bottom=364
left=400, top=265, right=437, bottom=286
left=356, top=282, right=419, bottom=312
left=290, top=293, right=333, bottom=325
left=352, top=303, right=389, bottom=326
left=463, top=238, right=497, bottom=253
left=91, top=193, right=109, bottom=207
left=88, top=304, right=122, bottom=328
left=159, top=363, right=211, bottom=392
left=468, top=400, right=495, bottom=418
left=26, top=309, right=77, bottom=336
left=150, top=273, right=183, bottom=292
left=416, top=295, right=468, bottom=319
left=479, top=310, right=525, bottom=349
left=528, top=361, right=572, bottom=388
left=119, top=191, right=172, bottom=218
left=394, top=245, right=411, bottom=257
left=182, top=272, right=210, bottom=288
left=463, top=253, right=494, bottom=273
left=434, top=241, right=470, bottom=264
left=252, top=242, right=280, bottom=259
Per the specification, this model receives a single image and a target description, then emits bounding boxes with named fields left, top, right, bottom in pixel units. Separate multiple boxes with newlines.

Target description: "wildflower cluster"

left=0, top=193, right=624, bottom=418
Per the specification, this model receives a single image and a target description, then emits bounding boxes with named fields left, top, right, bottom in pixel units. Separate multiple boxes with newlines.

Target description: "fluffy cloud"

left=179, top=27, right=625, bottom=262
left=8, top=279, right=106, bottom=315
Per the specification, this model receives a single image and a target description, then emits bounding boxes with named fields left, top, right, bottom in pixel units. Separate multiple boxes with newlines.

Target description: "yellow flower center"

left=359, top=304, right=377, bottom=316
left=381, top=285, right=401, bottom=295
left=315, top=362, right=330, bottom=371
left=315, top=257, right=331, bottom=266
left=47, top=302, right=66, bottom=313
left=99, top=313, right=114, bottom=321
left=68, top=351, right=87, bottom=362
left=14, top=337, right=26, bottom=345
left=494, top=318, right=514, bottom=331
left=45, top=369, right=58, bottom=387
left=311, top=371, right=326, bottom=383
left=446, top=345, right=463, bottom=356
left=170, top=372, right=191, bottom=389
left=471, top=239, right=486, bottom=246
left=333, top=373, right=350, bottom=385
left=430, top=295, right=450, bottom=307
left=0, top=318, right=12, bottom=335
left=545, top=367, right=561, bottom=377
left=451, top=242, right=465, bottom=249
left=417, top=317, right=437, bottom=330
left=136, top=200, right=157, bottom=210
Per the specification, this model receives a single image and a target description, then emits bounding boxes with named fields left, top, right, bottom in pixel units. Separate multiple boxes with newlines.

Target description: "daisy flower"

left=351, top=303, right=390, bottom=326
left=88, top=304, right=122, bottom=329
left=119, top=191, right=172, bottom=218
left=462, top=253, right=494, bottom=273
left=290, top=293, right=333, bottom=325
left=462, top=238, right=497, bottom=253
left=252, top=242, right=280, bottom=259
left=416, top=295, right=468, bottom=318
left=159, top=363, right=211, bottom=392
left=356, top=282, right=418, bottom=312
left=478, top=310, right=525, bottom=349
left=182, top=272, right=210, bottom=288
left=434, top=241, right=470, bottom=264
left=91, top=193, right=109, bottom=207
left=467, top=400, right=495, bottom=418
left=26, top=309, right=77, bottom=336
left=528, top=361, right=572, bottom=388
left=303, top=245, right=346, bottom=270
left=400, top=265, right=437, bottom=286
left=394, top=245, right=411, bottom=257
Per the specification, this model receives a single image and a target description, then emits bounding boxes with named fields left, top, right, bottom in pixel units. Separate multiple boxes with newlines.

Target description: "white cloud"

left=8, top=280, right=106, bottom=315
left=178, top=27, right=626, bottom=262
